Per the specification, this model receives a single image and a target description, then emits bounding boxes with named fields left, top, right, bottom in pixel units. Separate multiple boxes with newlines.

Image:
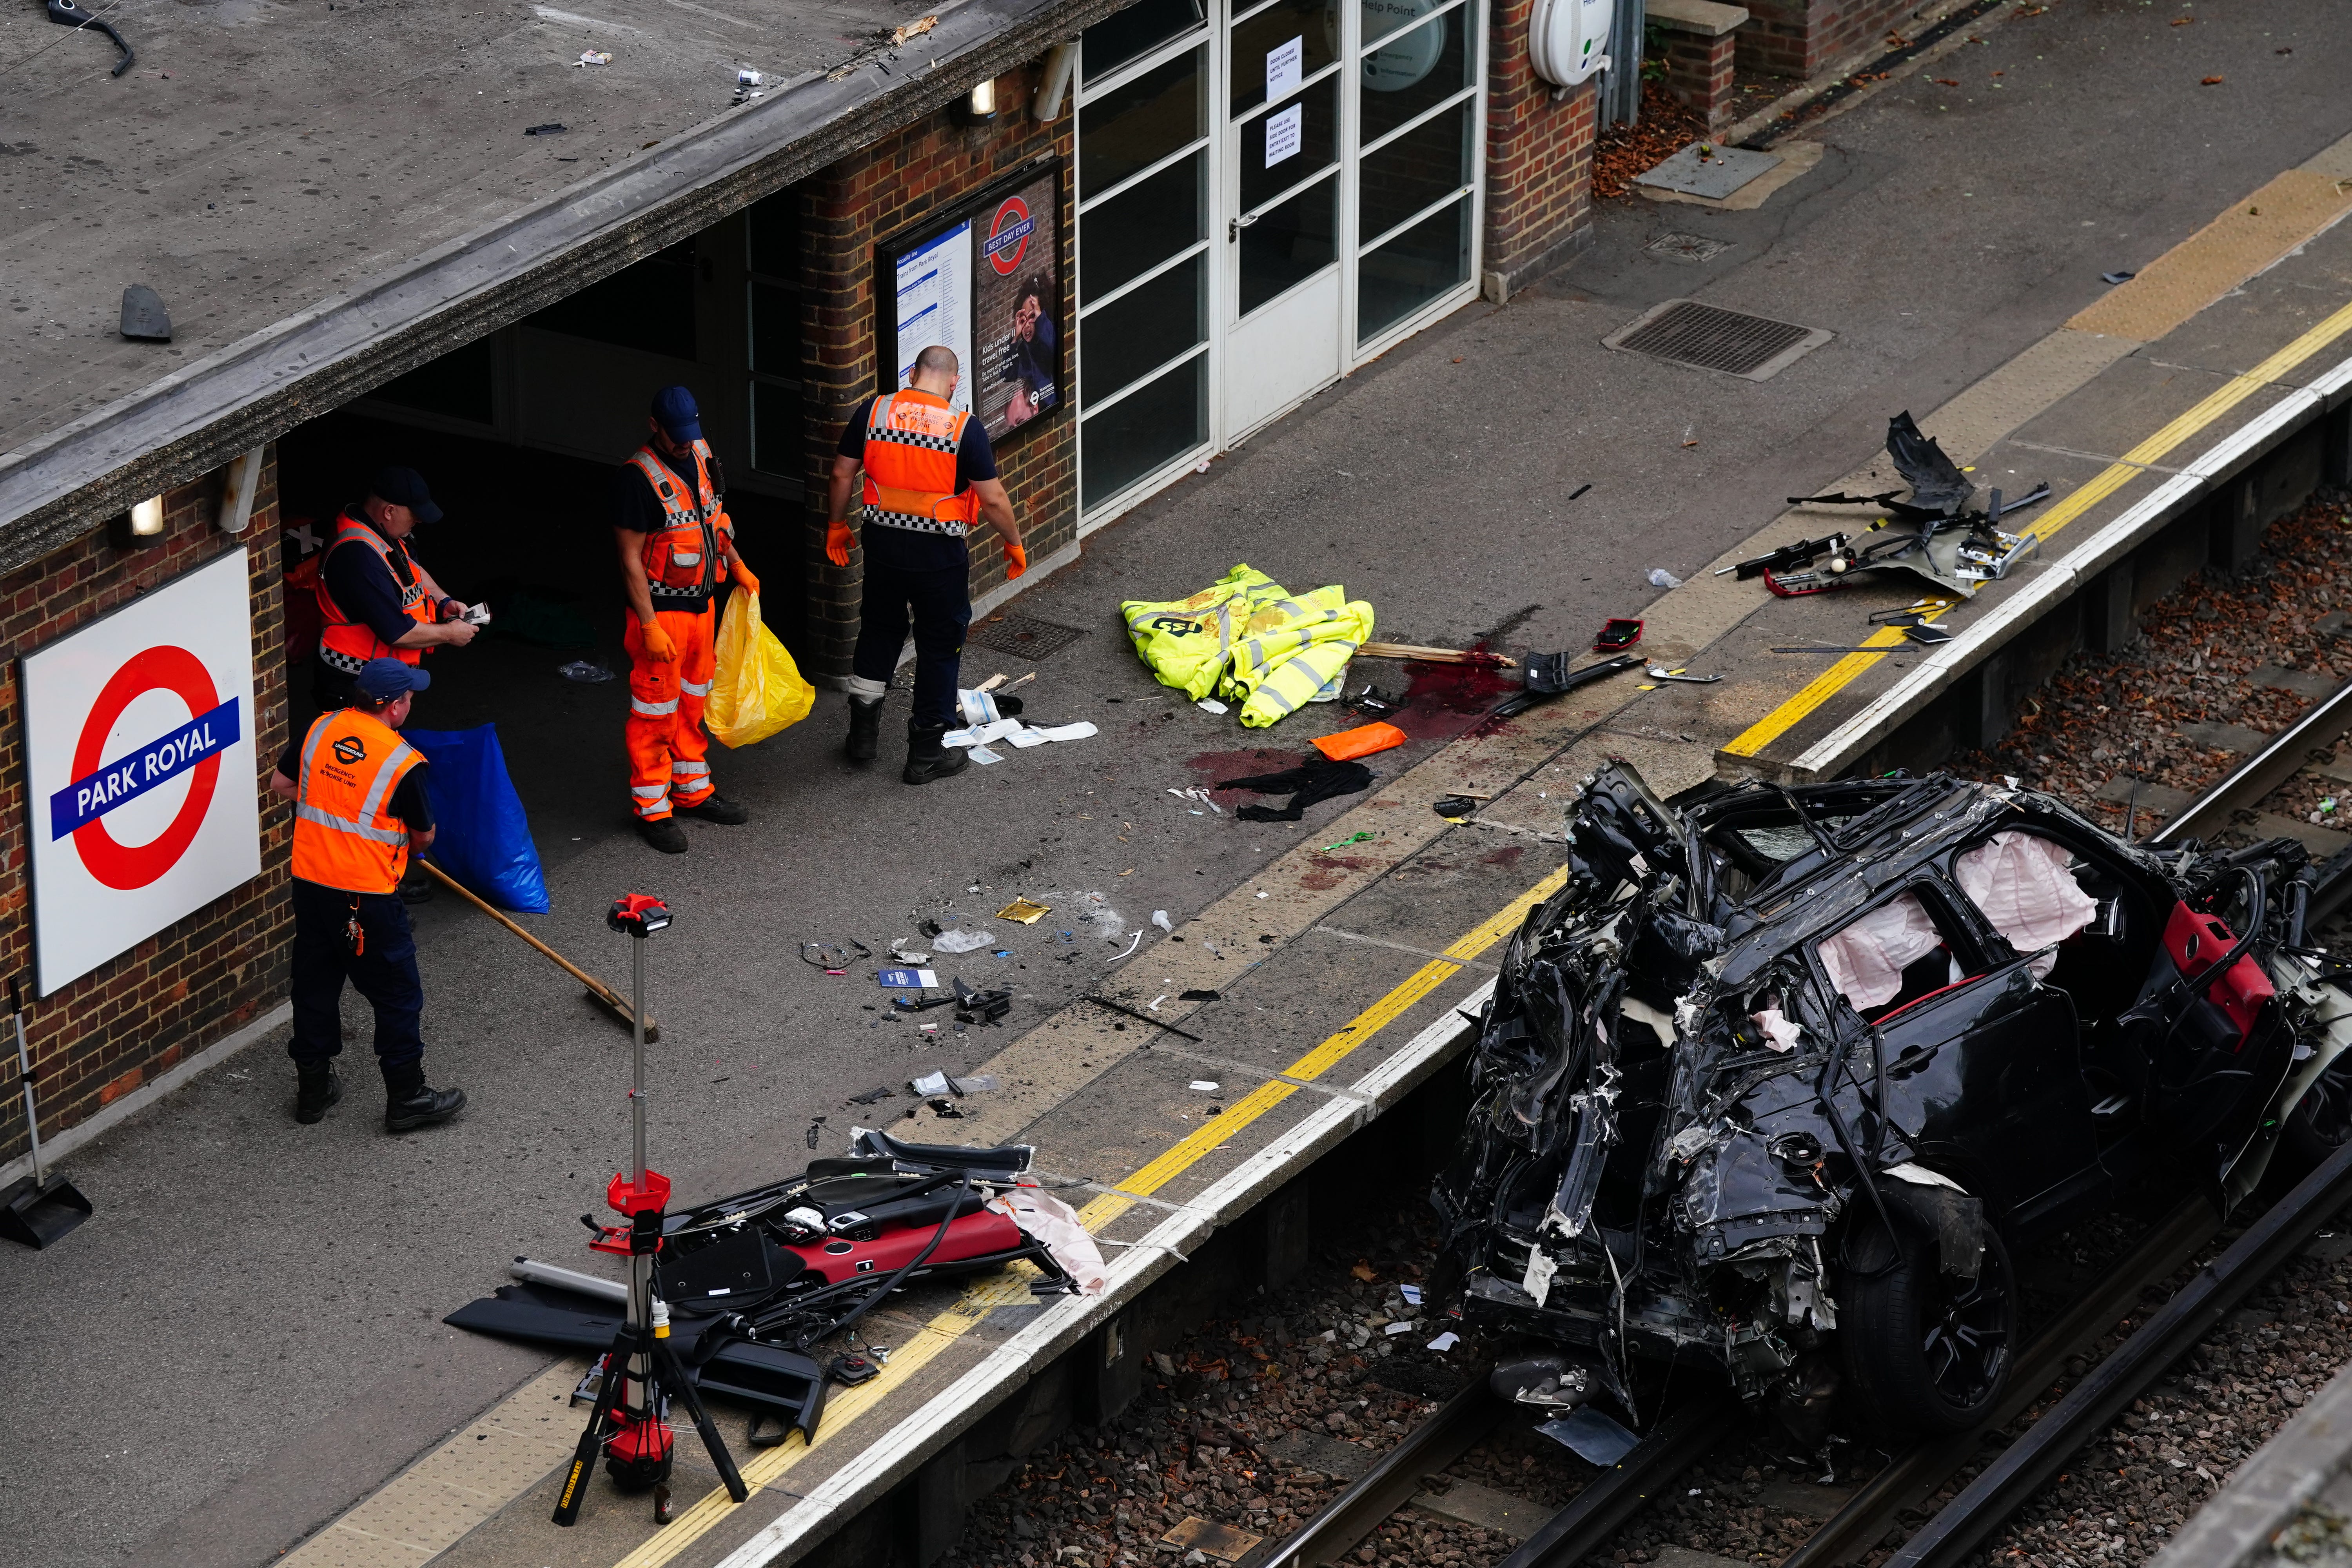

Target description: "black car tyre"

left=2281, top=1046, right=2352, bottom=1172
left=1841, top=1222, right=2016, bottom=1437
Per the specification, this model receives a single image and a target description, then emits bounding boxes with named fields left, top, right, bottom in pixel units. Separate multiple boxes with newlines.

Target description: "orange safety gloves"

left=731, top=560, right=760, bottom=597
left=826, top=519, right=855, bottom=566
left=1004, top=541, right=1028, bottom=580
left=639, top=619, right=679, bottom=663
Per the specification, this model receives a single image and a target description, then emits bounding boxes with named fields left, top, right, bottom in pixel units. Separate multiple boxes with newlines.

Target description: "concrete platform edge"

left=707, top=982, right=1496, bottom=1568
left=2151, top=1359, right=2352, bottom=1568
left=1772, top=350, right=2352, bottom=782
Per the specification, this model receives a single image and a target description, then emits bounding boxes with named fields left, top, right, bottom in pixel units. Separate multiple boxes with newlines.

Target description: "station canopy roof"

left=0, top=0, right=1105, bottom=565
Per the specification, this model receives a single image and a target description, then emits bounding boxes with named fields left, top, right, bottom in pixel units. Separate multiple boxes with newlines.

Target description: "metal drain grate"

left=1645, top=232, right=1731, bottom=264
left=965, top=613, right=1088, bottom=660
left=1604, top=299, right=1832, bottom=381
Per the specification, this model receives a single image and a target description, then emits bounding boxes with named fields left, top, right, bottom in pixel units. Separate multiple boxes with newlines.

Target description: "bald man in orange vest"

left=826, top=345, right=1027, bottom=785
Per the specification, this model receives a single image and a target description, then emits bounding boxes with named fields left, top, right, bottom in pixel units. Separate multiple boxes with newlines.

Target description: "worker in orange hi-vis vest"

left=612, top=385, right=760, bottom=855
left=826, top=345, right=1026, bottom=786
left=269, top=659, right=468, bottom=1133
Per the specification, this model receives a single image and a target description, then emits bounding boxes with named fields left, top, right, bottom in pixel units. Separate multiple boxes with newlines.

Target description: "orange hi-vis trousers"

left=624, top=607, right=717, bottom=821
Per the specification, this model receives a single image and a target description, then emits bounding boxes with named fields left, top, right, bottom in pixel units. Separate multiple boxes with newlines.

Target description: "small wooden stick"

left=1355, top=641, right=1520, bottom=668
left=417, top=861, right=657, bottom=1040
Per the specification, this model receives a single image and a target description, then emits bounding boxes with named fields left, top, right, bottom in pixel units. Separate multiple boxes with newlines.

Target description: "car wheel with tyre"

left=1841, top=1221, right=2016, bottom=1437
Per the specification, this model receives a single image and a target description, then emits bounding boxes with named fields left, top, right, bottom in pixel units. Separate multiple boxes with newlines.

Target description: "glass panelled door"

left=1073, top=0, right=1484, bottom=517
left=1354, top=0, right=1481, bottom=345
left=1221, top=0, right=1346, bottom=437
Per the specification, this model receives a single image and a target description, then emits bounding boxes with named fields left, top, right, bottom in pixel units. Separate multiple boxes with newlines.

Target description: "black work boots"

left=294, top=1061, right=342, bottom=1124
left=384, top=1062, right=467, bottom=1132
left=903, top=721, right=970, bottom=786
left=844, top=695, right=884, bottom=762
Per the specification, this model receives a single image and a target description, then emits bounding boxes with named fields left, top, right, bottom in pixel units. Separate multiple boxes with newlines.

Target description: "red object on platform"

left=782, top=1207, right=1025, bottom=1284
left=608, top=1169, right=673, bottom=1215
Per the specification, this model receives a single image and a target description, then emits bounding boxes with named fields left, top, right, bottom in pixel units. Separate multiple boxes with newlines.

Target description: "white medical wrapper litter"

left=988, top=1188, right=1109, bottom=1296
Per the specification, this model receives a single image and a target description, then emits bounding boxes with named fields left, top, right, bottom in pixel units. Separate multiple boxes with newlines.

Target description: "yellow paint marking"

left=1722, top=297, right=2352, bottom=761
left=610, top=865, right=1571, bottom=1568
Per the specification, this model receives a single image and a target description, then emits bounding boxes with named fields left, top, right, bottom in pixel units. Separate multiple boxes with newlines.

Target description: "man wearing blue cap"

left=269, top=658, right=468, bottom=1131
left=314, top=466, right=479, bottom=713
left=613, top=386, right=760, bottom=854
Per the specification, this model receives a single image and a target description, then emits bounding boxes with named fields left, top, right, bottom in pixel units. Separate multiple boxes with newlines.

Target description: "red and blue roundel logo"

left=984, top=196, right=1034, bottom=276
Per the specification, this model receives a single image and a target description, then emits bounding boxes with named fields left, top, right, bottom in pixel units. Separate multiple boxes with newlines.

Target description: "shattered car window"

left=1813, top=891, right=1974, bottom=1014
left=1953, top=831, right=2100, bottom=960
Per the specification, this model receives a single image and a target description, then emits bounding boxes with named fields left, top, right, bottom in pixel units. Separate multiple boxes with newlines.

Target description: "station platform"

left=274, top=149, right=2352, bottom=1567
left=12, top=48, right=2352, bottom=1568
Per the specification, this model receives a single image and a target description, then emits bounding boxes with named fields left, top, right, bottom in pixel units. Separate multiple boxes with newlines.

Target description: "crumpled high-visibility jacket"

left=1120, top=564, right=1374, bottom=728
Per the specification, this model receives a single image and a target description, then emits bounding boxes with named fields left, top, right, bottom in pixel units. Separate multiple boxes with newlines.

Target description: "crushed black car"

left=1432, top=765, right=2352, bottom=1442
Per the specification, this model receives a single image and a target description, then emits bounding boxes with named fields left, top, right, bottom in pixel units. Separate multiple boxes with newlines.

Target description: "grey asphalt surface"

left=4, top=5, right=2349, bottom=1566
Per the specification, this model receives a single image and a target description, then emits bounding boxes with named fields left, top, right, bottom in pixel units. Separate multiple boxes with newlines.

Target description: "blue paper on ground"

left=403, top=724, right=550, bottom=914
left=877, top=967, right=938, bottom=989
left=1537, top=1406, right=1641, bottom=1467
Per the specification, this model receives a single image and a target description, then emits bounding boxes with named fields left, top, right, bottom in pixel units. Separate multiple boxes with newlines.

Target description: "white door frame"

left=1072, top=0, right=1489, bottom=533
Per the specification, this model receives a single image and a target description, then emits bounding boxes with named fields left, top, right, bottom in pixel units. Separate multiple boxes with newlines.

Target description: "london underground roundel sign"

left=984, top=194, right=1034, bottom=277
left=23, top=548, right=261, bottom=995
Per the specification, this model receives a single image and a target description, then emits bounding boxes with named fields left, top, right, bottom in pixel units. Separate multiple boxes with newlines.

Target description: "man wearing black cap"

left=314, top=466, right=478, bottom=715
left=613, top=385, right=760, bottom=855
left=269, top=658, right=468, bottom=1132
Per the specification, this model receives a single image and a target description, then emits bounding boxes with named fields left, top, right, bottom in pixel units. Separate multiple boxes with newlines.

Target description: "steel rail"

left=1782, top=1194, right=2218, bottom=1568
left=1495, top=1389, right=1743, bottom=1568
left=2150, top=678, right=2352, bottom=848
left=1888, top=1136, right=2352, bottom=1568
left=1255, top=1378, right=1503, bottom=1568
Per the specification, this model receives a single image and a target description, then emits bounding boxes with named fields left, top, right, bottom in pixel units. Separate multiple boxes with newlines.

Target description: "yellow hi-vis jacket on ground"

left=1120, top=564, right=1374, bottom=728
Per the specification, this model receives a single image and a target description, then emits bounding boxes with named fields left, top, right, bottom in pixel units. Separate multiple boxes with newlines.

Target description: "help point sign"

left=23, top=548, right=261, bottom=995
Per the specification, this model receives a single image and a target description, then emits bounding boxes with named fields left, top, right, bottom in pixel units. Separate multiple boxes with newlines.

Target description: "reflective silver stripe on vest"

left=294, top=803, right=409, bottom=846
left=860, top=503, right=969, bottom=537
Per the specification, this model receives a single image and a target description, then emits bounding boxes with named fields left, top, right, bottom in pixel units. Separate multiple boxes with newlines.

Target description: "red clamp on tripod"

left=552, top=894, right=748, bottom=1529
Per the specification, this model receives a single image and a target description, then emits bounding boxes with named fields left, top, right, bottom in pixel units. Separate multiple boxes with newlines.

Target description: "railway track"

left=1245, top=679, right=2352, bottom=1568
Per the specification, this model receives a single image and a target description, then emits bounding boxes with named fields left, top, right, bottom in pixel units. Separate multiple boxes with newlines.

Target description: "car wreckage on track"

left=1432, top=765, right=2352, bottom=1441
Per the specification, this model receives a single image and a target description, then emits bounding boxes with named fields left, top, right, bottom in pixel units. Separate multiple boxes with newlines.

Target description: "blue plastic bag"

left=403, top=724, right=550, bottom=914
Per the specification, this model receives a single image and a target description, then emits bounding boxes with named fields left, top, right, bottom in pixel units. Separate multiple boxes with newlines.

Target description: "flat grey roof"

left=0, top=0, right=1111, bottom=567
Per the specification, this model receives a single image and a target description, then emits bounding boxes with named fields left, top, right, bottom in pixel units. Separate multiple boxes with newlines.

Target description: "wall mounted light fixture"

left=956, top=75, right=998, bottom=126
left=109, top=494, right=167, bottom=551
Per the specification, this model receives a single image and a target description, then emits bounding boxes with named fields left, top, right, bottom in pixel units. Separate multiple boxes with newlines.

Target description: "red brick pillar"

left=1483, top=0, right=1599, bottom=299
left=1651, top=0, right=1750, bottom=129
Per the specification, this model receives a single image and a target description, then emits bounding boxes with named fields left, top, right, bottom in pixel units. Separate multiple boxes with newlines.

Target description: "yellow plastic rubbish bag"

left=706, top=590, right=814, bottom=748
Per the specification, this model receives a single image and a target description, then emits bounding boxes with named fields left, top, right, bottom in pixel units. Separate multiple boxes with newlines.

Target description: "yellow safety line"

left=611, top=863, right=1570, bottom=1568
left=1723, top=299, right=2352, bottom=760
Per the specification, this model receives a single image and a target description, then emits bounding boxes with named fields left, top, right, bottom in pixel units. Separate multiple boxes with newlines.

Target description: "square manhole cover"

left=965, top=613, right=1087, bottom=660
left=1603, top=298, right=1832, bottom=381
left=1635, top=142, right=1783, bottom=199
left=1647, top=231, right=1731, bottom=263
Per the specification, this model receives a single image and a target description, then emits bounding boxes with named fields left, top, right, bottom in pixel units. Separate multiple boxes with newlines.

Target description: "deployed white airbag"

left=1955, top=831, right=2099, bottom=961
left=1817, top=893, right=1946, bottom=1010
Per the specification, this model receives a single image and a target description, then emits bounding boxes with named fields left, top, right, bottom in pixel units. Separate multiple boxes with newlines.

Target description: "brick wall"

left=0, top=455, right=292, bottom=1161
left=1483, top=0, right=1599, bottom=295
left=798, top=67, right=1079, bottom=681
left=1659, top=24, right=1742, bottom=127
left=1738, top=0, right=1916, bottom=79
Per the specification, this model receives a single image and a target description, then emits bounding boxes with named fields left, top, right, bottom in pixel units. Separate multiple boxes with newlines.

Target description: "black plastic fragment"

left=119, top=285, right=170, bottom=341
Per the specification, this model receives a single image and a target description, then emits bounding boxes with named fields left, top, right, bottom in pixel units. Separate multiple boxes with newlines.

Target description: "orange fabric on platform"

left=1311, top=722, right=1407, bottom=762
left=624, top=607, right=717, bottom=820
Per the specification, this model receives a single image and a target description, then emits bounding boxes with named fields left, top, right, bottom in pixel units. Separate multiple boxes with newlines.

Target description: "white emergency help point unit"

left=22, top=547, right=261, bottom=994
left=1528, top=0, right=1612, bottom=86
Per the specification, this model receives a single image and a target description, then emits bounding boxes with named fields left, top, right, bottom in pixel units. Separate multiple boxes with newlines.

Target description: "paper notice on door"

left=1264, top=103, right=1303, bottom=169
left=1265, top=35, right=1304, bottom=102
